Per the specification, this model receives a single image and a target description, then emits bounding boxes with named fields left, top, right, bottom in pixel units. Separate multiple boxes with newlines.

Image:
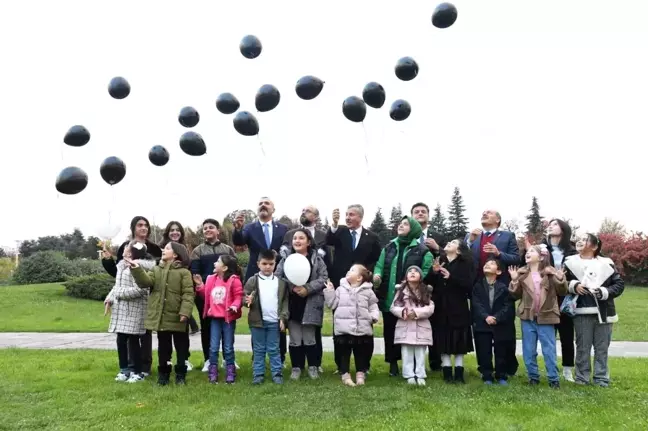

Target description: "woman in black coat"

left=430, top=239, right=475, bottom=383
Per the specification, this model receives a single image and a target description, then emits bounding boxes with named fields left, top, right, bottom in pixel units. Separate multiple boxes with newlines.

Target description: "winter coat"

left=195, top=274, right=243, bottom=323
left=131, top=261, right=195, bottom=333
left=471, top=278, right=516, bottom=341
left=244, top=273, right=290, bottom=328
left=390, top=284, right=435, bottom=346
left=430, top=256, right=474, bottom=328
left=509, top=267, right=568, bottom=325
left=105, top=258, right=156, bottom=334
left=564, top=255, right=625, bottom=323
left=324, top=278, right=379, bottom=337
left=275, top=250, right=328, bottom=327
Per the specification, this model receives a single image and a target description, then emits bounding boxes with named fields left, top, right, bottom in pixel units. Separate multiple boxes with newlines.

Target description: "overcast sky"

left=1, top=0, right=647, bottom=248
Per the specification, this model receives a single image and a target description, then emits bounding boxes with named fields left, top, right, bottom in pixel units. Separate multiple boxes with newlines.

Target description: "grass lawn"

left=1, top=350, right=647, bottom=430
left=1, top=283, right=647, bottom=342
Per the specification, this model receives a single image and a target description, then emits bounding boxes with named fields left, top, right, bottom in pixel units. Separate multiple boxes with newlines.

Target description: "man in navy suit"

left=465, top=209, right=520, bottom=376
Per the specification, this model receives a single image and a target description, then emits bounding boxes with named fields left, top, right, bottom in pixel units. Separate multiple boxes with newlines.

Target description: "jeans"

left=209, top=318, right=236, bottom=366
left=521, top=319, right=559, bottom=383
left=574, top=315, right=613, bottom=385
left=401, top=345, right=427, bottom=379
left=250, top=320, right=282, bottom=378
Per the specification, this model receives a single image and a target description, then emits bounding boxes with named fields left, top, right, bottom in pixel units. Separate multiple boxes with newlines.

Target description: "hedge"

left=12, top=251, right=104, bottom=285
left=64, top=273, right=115, bottom=301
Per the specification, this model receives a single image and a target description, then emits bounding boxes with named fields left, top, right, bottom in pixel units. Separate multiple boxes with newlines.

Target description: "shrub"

left=64, top=259, right=104, bottom=278
left=64, top=273, right=115, bottom=301
left=236, top=250, right=250, bottom=275
left=600, top=233, right=648, bottom=286
left=12, top=251, right=70, bottom=284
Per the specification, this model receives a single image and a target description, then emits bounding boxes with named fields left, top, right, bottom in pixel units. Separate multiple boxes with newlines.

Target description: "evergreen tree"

left=388, top=204, right=403, bottom=237
left=525, top=196, right=544, bottom=238
left=370, top=208, right=391, bottom=246
left=447, top=187, right=469, bottom=240
left=429, top=203, right=448, bottom=241
left=322, top=216, right=330, bottom=231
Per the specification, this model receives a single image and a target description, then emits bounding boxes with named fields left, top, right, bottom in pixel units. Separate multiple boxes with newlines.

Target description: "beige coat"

left=509, top=267, right=568, bottom=325
left=390, top=284, right=435, bottom=346
left=324, top=279, right=379, bottom=337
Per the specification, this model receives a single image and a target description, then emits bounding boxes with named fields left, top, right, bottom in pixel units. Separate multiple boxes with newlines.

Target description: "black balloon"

left=55, top=166, right=88, bottom=195
left=99, top=156, right=126, bottom=185
left=240, top=35, right=262, bottom=59
left=255, top=84, right=280, bottom=112
left=432, top=2, right=458, bottom=29
left=178, top=106, right=200, bottom=128
left=389, top=99, right=412, bottom=121
left=148, top=145, right=170, bottom=166
left=394, top=57, right=419, bottom=81
left=179, top=131, right=206, bottom=156
left=342, top=96, right=366, bottom=123
left=233, top=111, right=259, bottom=136
left=295, top=76, right=324, bottom=100
left=362, top=82, right=386, bottom=109
left=216, top=93, right=240, bottom=114
left=63, top=125, right=91, bottom=147
left=108, top=77, right=131, bottom=99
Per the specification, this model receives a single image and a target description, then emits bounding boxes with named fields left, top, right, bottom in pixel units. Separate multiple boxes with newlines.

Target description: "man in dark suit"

left=326, top=204, right=382, bottom=372
left=281, top=204, right=330, bottom=372
left=411, top=202, right=447, bottom=372
left=465, top=208, right=520, bottom=376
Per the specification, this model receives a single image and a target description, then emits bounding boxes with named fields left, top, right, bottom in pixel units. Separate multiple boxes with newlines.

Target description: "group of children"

left=105, top=234, right=623, bottom=389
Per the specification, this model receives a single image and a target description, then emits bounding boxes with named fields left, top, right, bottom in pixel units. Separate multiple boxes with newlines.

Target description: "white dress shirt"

left=330, top=225, right=363, bottom=249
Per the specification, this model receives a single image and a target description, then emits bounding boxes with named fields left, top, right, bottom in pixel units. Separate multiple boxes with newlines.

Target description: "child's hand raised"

left=325, top=280, right=335, bottom=290
left=192, top=274, right=203, bottom=286
left=508, top=266, right=519, bottom=282
left=123, top=257, right=139, bottom=268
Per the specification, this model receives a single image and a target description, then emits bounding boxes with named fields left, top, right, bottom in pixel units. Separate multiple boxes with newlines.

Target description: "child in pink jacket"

left=194, top=255, right=243, bottom=384
left=390, top=265, right=435, bottom=386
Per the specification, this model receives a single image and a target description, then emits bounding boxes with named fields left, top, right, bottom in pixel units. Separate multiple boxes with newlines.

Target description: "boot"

left=225, top=364, right=236, bottom=384
left=355, top=371, right=366, bottom=386
left=157, top=372, right=170, bottom=386
left=175, top=373, right=186, bottom=385
left=341, top=372, right=356, bottom=387
left=454, top=366, right=465, bottom=384
left=389, top=362, right=399, bottom=377
left=208, top=363, right=218, bottom=384
left=442, top=366, right=453, bottom=383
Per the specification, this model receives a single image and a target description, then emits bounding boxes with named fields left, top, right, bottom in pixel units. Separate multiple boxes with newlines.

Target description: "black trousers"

left=337, top=338, right=372, bottom=374
left=117, top=333, right=142, bottom=374
left=127, top=330, right=152, bottom=374
left=289, top=344, right=318, bottom=369
left=315, top=326, right=323, bottom=366
left=474, top=331, right=508, bottom=381
left=157, top=331, right=190, bottom=375
left=556, top=313, right=575, bottom=367
left=194, top=295, right=211, bottom=361
left=382, top=311, right=402, bottom=363
left=428, top=319, right=442, bottom=370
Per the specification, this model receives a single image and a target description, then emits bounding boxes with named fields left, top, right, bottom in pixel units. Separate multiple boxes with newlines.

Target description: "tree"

left=525, top=196, right=544, bottom=240
left=370, top=208, right=391, bottom=246
left=599, top=218, right=626, bottom=236
left=322, top=216, right=330, bottom=231
left=429, top=203, right=448, bottom=241
left=447, top=187, right=469, bottom=240
left=388, top=204, right=403, bottom=237
left=560, top=217, right=580, bottom=240
left=0, top=248, right=6, bottom=258
left=503, top=218, right=521, bottom=233
left=278, top=215, right=299, bottom=231
left=224, top=209, right=256, bottom=224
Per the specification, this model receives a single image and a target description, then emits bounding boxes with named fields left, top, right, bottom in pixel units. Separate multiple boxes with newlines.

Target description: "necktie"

left=263, top=223, right=271, bottom=248
left=484, top=231, right=492, bottom=238
left=420, top=233, right=425, bottom=243
left=351, top=230, right=357, bottom=250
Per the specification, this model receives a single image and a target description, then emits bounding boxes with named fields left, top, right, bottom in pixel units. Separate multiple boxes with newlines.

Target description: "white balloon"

left=283, top=254, right=310, bottom=286
left=96, top=223, right=122, bottom=240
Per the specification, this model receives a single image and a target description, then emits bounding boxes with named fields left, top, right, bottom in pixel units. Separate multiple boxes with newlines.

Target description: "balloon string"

left=361, top=122, right=370, bottom=174
left=256, top=134, right=266, bottom=158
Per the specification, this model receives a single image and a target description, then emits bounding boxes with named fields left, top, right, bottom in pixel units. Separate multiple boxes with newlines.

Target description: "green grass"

left=0, top=350, right=647, bottom=430
left=1, top=283, right=647, bottom=342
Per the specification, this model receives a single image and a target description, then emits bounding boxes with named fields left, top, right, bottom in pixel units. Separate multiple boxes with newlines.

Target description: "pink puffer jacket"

left=390, top=284, right=435, bottom=346
left=324, top=279, right=379, bottom=337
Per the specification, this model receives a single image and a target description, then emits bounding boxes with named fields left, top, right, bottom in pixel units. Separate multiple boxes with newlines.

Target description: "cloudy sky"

left=1, top=0, right=647, bottom=247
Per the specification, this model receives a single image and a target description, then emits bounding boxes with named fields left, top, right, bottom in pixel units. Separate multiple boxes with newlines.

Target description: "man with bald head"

left=465, top=208, right=520, bottom=377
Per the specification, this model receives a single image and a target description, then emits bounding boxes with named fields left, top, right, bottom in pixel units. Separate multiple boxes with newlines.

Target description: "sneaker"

left=141, top=372, right=150, bottom=377
left=307, top=366, right=319, bottom=380
left=225, top=364, right=236, bottom=384
left=355, top=371, right=366, bottom=386
left=290, top=368, right=302, bottom=380
left=498, top=379, right=508, bottom=386
left=417, top=378, right=426, bottom=386
left=115, top=372, right=130, bottom=382
left=563, top=366, right=575, bottom=382
left=318, top=366, right=324, bottom=374
left=549, top=381, right=560, bottom=389
left=528, top=379, right=540, bottom=386
left=202, top=360, right=210, bottom=373
left=127, top=373, right=145, bottom=383
left=484, top=380, right=494, bottom=385
left=341, top=373, right=356, bottom=387
left=252, top=376, right=264, bottom=385
left=272, top=376, right=284, bottom=385
left=186, top=360, right=193, bottom=372
left=332, top=369, right=340, bottom=375
left=407, top=378, right=417, bottom=385
left=208, top=364, right=218, bottom=384
left=595, top=381, right=609, bottom=388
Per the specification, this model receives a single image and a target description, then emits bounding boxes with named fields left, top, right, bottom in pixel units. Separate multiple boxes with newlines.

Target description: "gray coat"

left=275, top=250, right=328, bottom=327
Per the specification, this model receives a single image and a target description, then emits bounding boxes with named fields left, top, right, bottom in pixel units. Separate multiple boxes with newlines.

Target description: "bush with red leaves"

left=600, top=233, right=648, bottom=286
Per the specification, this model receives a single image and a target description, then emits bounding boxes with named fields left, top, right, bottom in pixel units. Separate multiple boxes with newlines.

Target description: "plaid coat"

left=106, top=259, right=156, bottom=334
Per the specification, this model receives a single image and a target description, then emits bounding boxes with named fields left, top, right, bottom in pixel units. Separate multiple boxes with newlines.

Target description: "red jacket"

left=195, top=274, right=243, bottom=323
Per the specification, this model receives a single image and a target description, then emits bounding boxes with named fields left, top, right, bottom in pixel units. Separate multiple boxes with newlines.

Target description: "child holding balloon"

left=324, top=264, right=379, bottom=387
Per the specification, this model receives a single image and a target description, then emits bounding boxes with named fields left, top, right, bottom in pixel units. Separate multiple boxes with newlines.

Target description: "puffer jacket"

left=324, top=278, right=379, bottom=337
left=390, top=284, right=435, bottom=346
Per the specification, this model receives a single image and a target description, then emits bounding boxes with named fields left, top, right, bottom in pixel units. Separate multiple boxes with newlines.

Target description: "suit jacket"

left=233, top=220, right=289, bottom=282
left=471, top=278, right=516, bottom=340
left=423, top=228, right=447, bottom=258
left=465, top=229, right=519, bottom=285
left=283, top=226, right=332, bottom=273
left=326, top=225, right=382, bottom=287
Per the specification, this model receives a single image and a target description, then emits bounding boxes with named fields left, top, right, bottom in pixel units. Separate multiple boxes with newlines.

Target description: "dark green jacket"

left=131, top=261, right=195, bottom=333
left=244, top=274, right=289, bottom=328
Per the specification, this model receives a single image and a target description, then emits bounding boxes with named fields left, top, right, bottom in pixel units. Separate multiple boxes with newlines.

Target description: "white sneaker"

left=235, top=362, right=240, bottom=370
left=407, top=378, right=417, bottom=385
left=417, top=378, right=426, bottom=386
left=186, top=360, right=193, bottom=371
left=290, top=368, right=302, bottom=380
left=563, top=366, right=575, bottom=382
left=141, top=372, right=150, bottom=377
left=115, top=372, right=130, bottom=382
left=202, top=360, right=210, bottom=372
left=318, top=366, right=324, bottom=373
left=127, top=373, right=145, bottom=383
left=308, top=366, right=319, bottom=380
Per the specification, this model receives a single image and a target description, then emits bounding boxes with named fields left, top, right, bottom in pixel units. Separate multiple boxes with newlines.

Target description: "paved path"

left=1, top=333, right=648, bottom=357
